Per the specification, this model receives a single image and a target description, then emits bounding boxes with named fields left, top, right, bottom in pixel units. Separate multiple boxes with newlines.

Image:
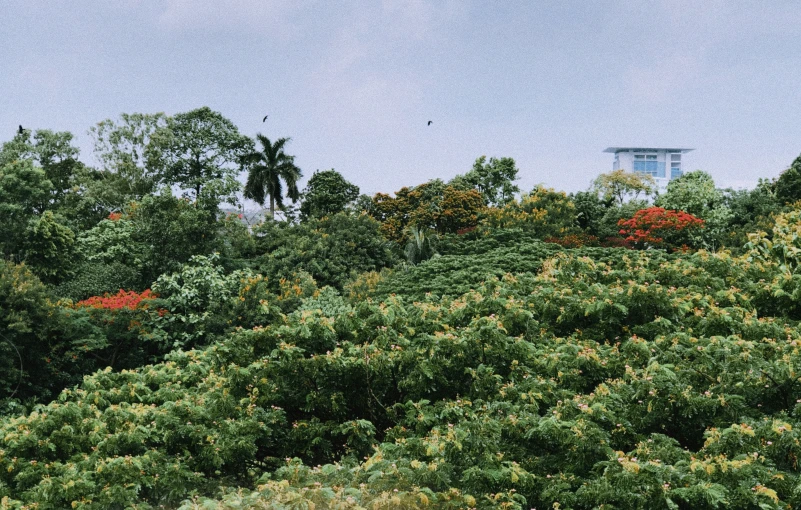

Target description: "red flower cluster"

left=76, top=289, right=155, bottom=310
left=108, top=212, right=122, bottom=221
left=618, top=207, right=704, bottom=246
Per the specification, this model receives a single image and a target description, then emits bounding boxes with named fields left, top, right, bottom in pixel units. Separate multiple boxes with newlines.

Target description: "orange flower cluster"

left=107, top=212, right=123, bottom=221
left=76, top=289, right=155, bottom=310
left=618, top=207, right=704, bottom=246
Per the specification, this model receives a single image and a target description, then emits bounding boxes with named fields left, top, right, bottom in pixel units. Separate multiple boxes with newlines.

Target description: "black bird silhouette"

left=18, top=125, right=23, bottom=134
left=427, top=120, right=432, bottom=126
left=262, top=115, right=268, bottom=122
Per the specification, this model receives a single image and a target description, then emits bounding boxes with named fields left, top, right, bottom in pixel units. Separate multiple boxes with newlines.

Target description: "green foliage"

left=129, top=193, right=219, bottom=285
left=22, top=211, right=76, bottom=284
left=6, top=109, right=801, bottom=509
left=0, top=261, right=91, bottom=407
left=451, top=155, right=520, bottom=207
left=147, top=106, right=251, bottom=207
left=480, top=185, right=578, bottom=239
left=775, top=153, right=801, bottom=205
left=404, top=225, right=439, bottom=265
left=242, top=135, right=302, bottom=218
left=724, top=179, right=780, bottom=248
left=54, top=261, right=142, bottom=301
left=89, top=112, right=168, bottom=200
left=152, top=254, right=251, bottom=348
left=253, top=213, right=398, bottom=290
left=371, top=181, right=485, bottom=243
left=7, top=242, right=801, bottom=507
left=655, top=171, right=733, bottom=249
left=0, top=128, right=83, bottom=205
left=0, top=159, right=52, bottom=259
left=594, top=169, right=656, bottom=205
left=300, top=169, right=360, bottom=220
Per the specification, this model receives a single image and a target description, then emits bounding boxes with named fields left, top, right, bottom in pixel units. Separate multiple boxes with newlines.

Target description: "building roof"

left=603, top=147, right=694, bottom=154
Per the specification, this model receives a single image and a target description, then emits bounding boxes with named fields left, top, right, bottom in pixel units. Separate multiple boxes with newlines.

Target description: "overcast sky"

left=2, top=1, right=800, bottom=196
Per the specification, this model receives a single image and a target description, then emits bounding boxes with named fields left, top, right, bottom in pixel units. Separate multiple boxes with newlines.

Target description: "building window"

left=633, top=154, right=658, bottom=175
left=671, top=163, right=682, bottom=179
left=671, top=153, right=681, bottom=162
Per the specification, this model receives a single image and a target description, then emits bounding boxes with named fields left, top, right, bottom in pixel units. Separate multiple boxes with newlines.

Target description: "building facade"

left=604, top=147, right=693, bottom=188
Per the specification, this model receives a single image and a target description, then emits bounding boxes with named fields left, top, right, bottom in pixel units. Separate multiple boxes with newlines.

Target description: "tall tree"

left=242, top=135, right=302, bottom=219
left=89, top=112, right=168, bottom=200
left=147, top=107, right=252, bottom=207
left=450, top=155, right=520, bottom=206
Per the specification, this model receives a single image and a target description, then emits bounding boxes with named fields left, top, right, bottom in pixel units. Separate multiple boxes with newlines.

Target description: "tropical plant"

left=242, top=135, right=302, bottom=219
left=404, top=224, right=439, bottom=265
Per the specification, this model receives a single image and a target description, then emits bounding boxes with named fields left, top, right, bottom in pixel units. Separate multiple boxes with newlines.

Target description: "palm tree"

left=242, top=135, right=302, bottom=219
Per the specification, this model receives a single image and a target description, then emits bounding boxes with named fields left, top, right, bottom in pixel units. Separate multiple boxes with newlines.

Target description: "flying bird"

left=18, top=125, right=23, bottom=134
left=262, top=115, right=268, bottom=122
left=427, top=120, right=433, bottom=126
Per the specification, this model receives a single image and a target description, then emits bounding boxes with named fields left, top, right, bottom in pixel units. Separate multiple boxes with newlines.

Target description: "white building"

left=604, top=147, right=693, bottom=188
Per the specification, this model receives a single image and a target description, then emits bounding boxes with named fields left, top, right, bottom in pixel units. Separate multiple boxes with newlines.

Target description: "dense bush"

left=252, top=212, right=398, bottom=290
left=4, top=241, right=801, bottom=508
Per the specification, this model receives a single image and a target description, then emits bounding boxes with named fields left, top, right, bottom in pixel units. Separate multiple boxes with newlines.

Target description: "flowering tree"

left=72, top=288, right=166, bottom=368
left=618, top=207, right=704, bottom=249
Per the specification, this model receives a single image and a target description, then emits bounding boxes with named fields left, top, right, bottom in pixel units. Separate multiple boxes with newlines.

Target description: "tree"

left=0, top=128, right=83, bottom=206
left=450, top=155, right=520, bottom=206
left=253, top=212, right=398, bottom=290
left=89, top=112, right=168, bottom=199
left=147, top=107, right=251, bottom=207
left=618, top=207, right=705, bottom=249
left=370, top=180, right=484, bottom=243
left=572, top=190, right=607, bottom=236
left=655, top=171, right=732, bottom=249
left=655, top=171, right=722, bottom=217
left=724, top=179, right=780, bottom=247
left=593, top=169, right=655, bottom=205
left=775, top=153, right=801, bottom=205
left=23, top=211, right=76, bottom=284
left=242, top=135, right=302, bottom=219
left=129, top=193, right=219, bottom=285
left=0, top=159, right=52, bottom=260
left=481, top=186, right=577, bottom=239
left=299, top=169, right=360, bottom=220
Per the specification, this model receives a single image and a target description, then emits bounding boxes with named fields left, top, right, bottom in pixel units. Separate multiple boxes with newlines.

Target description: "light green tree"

left=450, top=155, right=520, bottom=206
left=593, top=169, right=655, bottom=206
left=89, top=112, right=168, bottom=199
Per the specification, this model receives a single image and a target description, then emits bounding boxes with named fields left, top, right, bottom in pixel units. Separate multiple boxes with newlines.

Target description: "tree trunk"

left=270, top=194, right=275, bottom=219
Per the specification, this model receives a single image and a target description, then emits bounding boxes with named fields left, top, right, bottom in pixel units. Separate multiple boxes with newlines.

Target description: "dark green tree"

left=129, top=193, right=219, bottom=285
left=571, top=190, right=607, bottom=236
left=242, top=135, right=302, bottom=219
left=299, top=169, right=360, bottom=220
left=147, top=107, right=251, bottom=207
left=775, top=153, right=801, bottom=205
left=0, top=160, right=52, bottom=260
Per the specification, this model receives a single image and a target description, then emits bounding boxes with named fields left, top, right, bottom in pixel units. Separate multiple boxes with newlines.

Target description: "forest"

left=3, top=106, right=801, bottom=509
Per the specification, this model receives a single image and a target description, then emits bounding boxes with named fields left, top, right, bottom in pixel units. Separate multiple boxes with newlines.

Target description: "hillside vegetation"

left=3, top=109, right=801, bottom=508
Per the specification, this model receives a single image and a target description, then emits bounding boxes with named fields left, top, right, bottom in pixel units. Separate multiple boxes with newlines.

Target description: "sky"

left=2, top=0, right=800, bottom=198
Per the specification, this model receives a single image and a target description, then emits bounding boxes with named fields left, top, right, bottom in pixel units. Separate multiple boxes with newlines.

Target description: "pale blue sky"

left=2, top=1, right=800, bottom=196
